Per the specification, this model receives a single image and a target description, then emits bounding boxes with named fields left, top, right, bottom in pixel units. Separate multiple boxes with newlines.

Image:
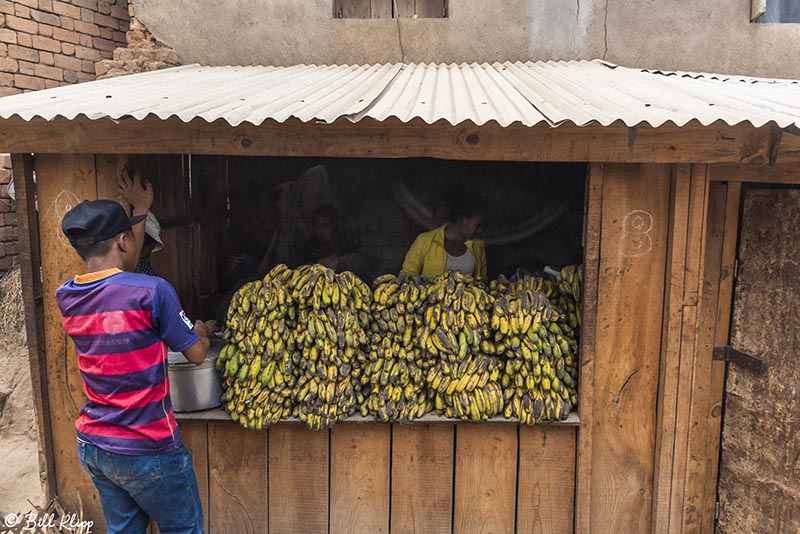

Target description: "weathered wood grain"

left=371, top=0, right=391, bottom=18
left=394, top=0, right=415, bottom=17
left=651, top=164, right=698, bottom=534
left=0, top=117, right=792, bottom=163
left=709, top=163, right=800, bottom=185
left=663, top=166, right=711, bottom=534
left=268, top=425, right=329, bottom=534
left=589, top=164, right=670, bottom=533
left=453, top=425, right=517, bottom=534
left=574, top=163, right=602, bottom=534
left=181, top=422, right=210, bottom=531
left=330, top=424, right=390, bottom=534
left=415, top=0, right=446, bottom=17
left=35, top=154, right=105, bottom=527
left=717, top=187, right=800, bottom=534
left=517, top=426, right=576, bottom=534
left=681, top=179, right=727, bottom=533
left=334, top=0, right=370, bottom=18
left=208, top=423, right=267, bottom=534
left=700, top=181, right=740, bottom=534
left=390, top=424, right=454, bottom=534
left=11, top=154, right=55, bottom=500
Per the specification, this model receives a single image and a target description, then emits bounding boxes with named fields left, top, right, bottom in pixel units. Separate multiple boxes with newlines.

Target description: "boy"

left=56, top=170, right=213, bottom=534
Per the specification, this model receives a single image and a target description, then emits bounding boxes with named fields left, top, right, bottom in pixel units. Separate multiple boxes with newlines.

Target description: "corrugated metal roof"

left=1, top=60, right=799, bottom=129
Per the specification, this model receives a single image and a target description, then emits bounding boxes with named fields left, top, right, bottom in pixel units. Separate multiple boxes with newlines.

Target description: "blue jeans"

left=77, top=440, right=204, bottom=534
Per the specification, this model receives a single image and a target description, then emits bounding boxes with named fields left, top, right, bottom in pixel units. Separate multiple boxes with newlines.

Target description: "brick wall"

left=0, top=0, right=130, bottom=274
left=0, top=154, right=16, bottom=272
left=96, top=2, right=179, bottom=79
left=0, top=0, right=129, bottom=95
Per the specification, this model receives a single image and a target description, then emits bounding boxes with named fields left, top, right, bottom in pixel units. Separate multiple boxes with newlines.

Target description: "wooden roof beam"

left=1, top=116, right=799, bottom=164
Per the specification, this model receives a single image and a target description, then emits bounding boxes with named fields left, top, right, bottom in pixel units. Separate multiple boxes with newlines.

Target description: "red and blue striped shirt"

left=56, top=268, right=199, bottom=455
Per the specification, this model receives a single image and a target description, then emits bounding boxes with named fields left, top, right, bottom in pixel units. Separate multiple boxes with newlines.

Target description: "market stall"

left=3, top=60, right=800, bottom=534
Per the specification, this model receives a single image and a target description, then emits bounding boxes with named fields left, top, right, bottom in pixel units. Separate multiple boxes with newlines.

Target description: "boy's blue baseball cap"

left=61, top=200, right=146, bottom=248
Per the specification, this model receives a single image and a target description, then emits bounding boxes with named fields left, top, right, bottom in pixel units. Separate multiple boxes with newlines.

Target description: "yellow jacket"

left=401, top=225, right=487, bottom=280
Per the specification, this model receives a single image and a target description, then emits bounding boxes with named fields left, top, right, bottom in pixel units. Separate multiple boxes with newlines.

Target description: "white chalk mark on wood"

left=621, top=209, right=653, bottom=257
left=50, top=190, right=81, bottom=246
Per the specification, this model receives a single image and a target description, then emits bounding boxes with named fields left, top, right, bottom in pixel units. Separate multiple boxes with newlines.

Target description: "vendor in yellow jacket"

left=401, top=190, right=488, bottom=280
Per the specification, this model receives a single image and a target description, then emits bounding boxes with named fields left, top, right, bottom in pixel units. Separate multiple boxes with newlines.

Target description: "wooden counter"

left=173, top=417, right=578, bottom=533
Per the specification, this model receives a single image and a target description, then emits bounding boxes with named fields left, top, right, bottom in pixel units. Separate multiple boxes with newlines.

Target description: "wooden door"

left=716, top=186, right=800, bottom=533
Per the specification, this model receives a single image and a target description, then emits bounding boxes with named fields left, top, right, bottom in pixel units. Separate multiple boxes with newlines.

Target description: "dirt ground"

left=0, top=266, right=44, bottom=513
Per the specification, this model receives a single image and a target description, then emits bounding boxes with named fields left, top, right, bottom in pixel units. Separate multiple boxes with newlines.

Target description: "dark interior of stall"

left=135, top=155, right=586, bottom=324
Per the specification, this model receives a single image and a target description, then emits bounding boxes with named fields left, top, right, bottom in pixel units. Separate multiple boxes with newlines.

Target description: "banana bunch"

left=361, top=273, right=433, bottom=422
left=428, top=353, right=504, bottom=421
left=492, top=272, right=577, bottom=425
left=219, top=264, right=298, bottom=430
left=288, top=264, right=371, bottom=430
left=489, top=269, right=558, bottom=300
left=418, top=271, right=503, bottom=420
left=416, top=271, right=494, bottom=361
left=554, top=264, right=582, bottom=330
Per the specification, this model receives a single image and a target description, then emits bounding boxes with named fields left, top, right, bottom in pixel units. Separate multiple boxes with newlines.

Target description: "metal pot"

left=168, top=339, right=223, bottom=412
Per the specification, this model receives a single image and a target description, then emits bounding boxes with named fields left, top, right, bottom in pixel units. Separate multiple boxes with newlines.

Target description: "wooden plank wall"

left=35, top=154, right=109, bottom=527
left=651, top=165, right=709, bottom=534
left=11, top=154, right=55, bottom=499
left=581, top=164, right=671, bottom=533
left=152, top=421, right=577, bottom=534
left=207, top=423, right=575, bottom=534
left=650, top=167, right=744, bottom=534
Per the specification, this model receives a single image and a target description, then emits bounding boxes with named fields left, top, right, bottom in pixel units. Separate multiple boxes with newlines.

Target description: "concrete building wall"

left=131, top=0, right=800, bottom=79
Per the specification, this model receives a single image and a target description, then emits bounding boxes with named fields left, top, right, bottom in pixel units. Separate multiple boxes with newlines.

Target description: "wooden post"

left=574, top=163, right=602, bottom=534
left=34, top=154, right=105, bottom=525
left=651, top=164, right=709, bottom=534
left=700, top=180, right=740, bottom=534
left=586, top=164, right=671, bottom=533
left=11, top=153, right=56, bottom=500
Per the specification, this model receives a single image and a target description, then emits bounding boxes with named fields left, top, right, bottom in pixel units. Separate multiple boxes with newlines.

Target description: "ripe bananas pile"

left=217, top=261, right=583, bottom=430
left=218, top=264, right=298, bottom=430
left=288, top=265, right=371, bottom=430
left=361, top=273, right=433, bottom=422
left=491, top=271, right=578, bottom=425
left=419, top=271, right=504, bottom=421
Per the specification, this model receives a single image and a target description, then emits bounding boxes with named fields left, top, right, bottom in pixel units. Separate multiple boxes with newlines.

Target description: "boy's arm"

left=182, top=320, right=215, bottom=364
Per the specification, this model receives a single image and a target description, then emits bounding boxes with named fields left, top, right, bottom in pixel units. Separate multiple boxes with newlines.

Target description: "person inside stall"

left=297, top=204, right=367, bottom=278
left=55, top=168, right=214, bottom=534
left=136, top=212, right=164, bottom=275
left=401, top=189, right=488, bottom=280
left=119, top=186, right=165, bottom=276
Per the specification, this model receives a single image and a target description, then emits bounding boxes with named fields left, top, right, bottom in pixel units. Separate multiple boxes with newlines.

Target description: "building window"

left=334, top=0, right=447, bottom=19
left=752, top=0, right=800, bottom=22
